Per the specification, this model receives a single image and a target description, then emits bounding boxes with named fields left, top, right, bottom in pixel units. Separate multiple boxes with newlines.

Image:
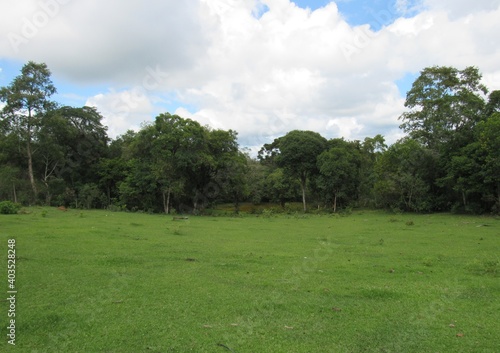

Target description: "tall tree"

left=207, top=128, right=248, bottom=213
left=399, top=66, right=487, bottom=150
left=477, top=113, right=500, bottom=212
left=485, top=90, right=500, bottom=117
left=358, top=135, right=387, bottom=207
left=273, top=130, right=327, bottom=211
left=125, top=113, right=210, bottom=214
left=317, top=139, right=361, bottom=212
left=0, top=61, right=57, bottom=200
left=263, top=168, right=300, bottom=207
left=0, top=130, right=25, bottom=203
left=374, top=138, right=435, bottom=212
left=39, top=106, right=108, bottom=206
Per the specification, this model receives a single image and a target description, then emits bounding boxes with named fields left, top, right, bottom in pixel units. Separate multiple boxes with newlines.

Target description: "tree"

left=245, top=156, right=268, bottom=205
left=0, top=129, right=25, bottom=203
left=153, top=113, right=208, bottom=214
left=122, top=113, right=213, bottom=214
left=358, top=135, right=387, bottom=207
left=439, top=142, right=484, bottom=212
left=317, top=139, right=361, bottom=212
left=0, top=61, right=57, bottom=200
left=206, top=129, right=248, bottom=213
left=263, top=168, right=300, bottom=207
left=399, top=66, right=487, bottom=150
left=477, top=113, right=500, bottom=212
left=374, top=138, right=435, bottom=212
left=0, top=165, right=22, bottom=203
left=273, top=130, right=327, bottom=211
left=39, top=106, right=109, bottom=206
left=485, top=90, right=500, bottom=117
left=213, top=151, right=249, bottom=213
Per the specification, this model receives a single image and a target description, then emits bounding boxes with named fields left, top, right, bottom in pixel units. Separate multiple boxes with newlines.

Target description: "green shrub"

left=261, top=208, right=274, bottom=218
left=0, top=201, right=21, bottom=215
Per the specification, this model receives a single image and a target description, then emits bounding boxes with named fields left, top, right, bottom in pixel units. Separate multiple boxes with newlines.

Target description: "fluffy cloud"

left=1, top=0, right=500, bottom=149
left=423, top=0, right=500, bottom=19
left=85, top=88, right=155, bottom=138
left=1, top=0, right=209, bottom=85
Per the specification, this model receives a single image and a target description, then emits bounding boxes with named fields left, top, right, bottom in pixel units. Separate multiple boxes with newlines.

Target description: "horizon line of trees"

left=1, top=62, right=499, bottom=214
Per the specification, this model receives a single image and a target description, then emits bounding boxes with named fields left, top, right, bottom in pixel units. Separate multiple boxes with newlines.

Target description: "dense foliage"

left=0, top=200, right=21, bottom=214
left=1, top=62, right=499, bottom=213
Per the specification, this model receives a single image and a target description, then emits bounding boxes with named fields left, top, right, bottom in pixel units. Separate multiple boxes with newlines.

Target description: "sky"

left=1, top=0, right=500, bottom=154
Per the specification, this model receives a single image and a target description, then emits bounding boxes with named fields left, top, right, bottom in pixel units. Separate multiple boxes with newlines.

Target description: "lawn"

left=1, top=208, right=499, bottom=352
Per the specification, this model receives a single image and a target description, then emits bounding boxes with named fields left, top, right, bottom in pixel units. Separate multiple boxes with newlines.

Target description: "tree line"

left=1, top=62, right=499, bottom=214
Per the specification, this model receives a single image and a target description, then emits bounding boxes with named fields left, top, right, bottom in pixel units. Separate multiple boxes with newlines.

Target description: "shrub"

left=261, top=208, right=274, bottom=218
left=0, top=201, right=21, bottom=215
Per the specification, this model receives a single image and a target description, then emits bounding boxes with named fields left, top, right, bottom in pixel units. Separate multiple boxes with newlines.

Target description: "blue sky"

left=1, top=0, right=499, bottom=147
left=294, top=0, right=421, bottom=28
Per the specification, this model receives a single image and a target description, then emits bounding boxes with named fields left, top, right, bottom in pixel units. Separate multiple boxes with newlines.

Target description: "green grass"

left=1, top=208, right=499, bottom=352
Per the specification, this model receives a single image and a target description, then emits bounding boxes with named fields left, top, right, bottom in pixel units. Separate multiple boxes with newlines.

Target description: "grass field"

left=1, top=208, right=499, bottom=352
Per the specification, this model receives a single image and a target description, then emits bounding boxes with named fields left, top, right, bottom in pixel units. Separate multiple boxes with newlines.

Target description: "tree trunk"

left=107, top=186, right=111, bottom=206
left=301, top=175, right=307, bottom=212
left=43, top=180, right=51, bottom=205
left=27, top=140, right=37, bottom=200
left=234, top=195, right=240, bottom=214
left=163, top=187, right=171, bottom=215
left=496, top=182, right=500, bottom=213
left=333, top=192, right=337, bottom=213
left=13, top=183, right=17, bottom=204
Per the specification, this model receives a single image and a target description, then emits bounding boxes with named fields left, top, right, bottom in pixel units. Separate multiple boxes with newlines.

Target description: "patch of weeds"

left=467, top=258, right=499, bottom=276
left=483, top=259, right=499, bottom=275
left=422, top=257, right=433, bottom=267
left=389, top=218, right=399, bottom=223
left=391, top=207, right=403, bottom=215
left=379, top=238, right=385, bottom=246
left=406, top=220, right=414, bottom=226
left=293, top=212, right=309, bottom=219
left=130, top=222, right=143, bottom=226
left=339, top=207, right=353, bottom=216
left=261, top=208, right=274, bottom=218
left=41, top=210, right=48, bottom=218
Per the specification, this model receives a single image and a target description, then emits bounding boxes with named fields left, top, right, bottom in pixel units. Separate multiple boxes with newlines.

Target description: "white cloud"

left=1, top=0, right=500, bottom=149
left=85, top=88, right=155, bottom=138
left=0, top=0, right=210, bottom=85
left=423, top=0, right=500, bottom=19
left=483, top=71, right=500, bottom=91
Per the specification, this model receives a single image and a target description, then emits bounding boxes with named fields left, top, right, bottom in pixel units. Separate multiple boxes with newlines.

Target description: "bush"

left=0, top=201, right=21, bottom=215
left=261, top=208, right=275, bottom=218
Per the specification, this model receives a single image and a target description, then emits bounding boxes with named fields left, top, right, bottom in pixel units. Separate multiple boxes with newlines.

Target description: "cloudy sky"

left=1, top=0, right=499, bottom=152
